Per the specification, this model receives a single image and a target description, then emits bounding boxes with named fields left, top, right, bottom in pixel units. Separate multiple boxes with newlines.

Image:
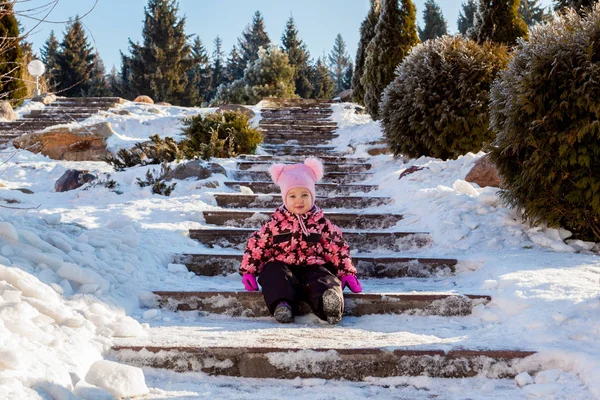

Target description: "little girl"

left=239, top=157, right=362, bottom=324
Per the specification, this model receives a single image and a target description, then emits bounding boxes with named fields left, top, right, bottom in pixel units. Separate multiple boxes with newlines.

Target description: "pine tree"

left=418, top=0, right=448, bottom=41
left=554, top=0, right=595, bottom=15
left=470, top=0, right=529, bottom=45
left=244, top=45, right=296, bottom=102
left=342, top=63, right=353, bottom=91
left=210, top=36, right=225, bottom=98
left=125, top=0, right=193, bottom=104
left=0, top=2, right=27, bottom=105
left=362, top=0, right=419, bottom=119
left=225, top=45, right=245, bottom=82
left=520, top=0, right=549, bottom=26
left=40, top=30, right=60, bottom=90
left=85, top=56, right=112, bottom=96
left=112, top=53, right=136, bottom=99
left=281, top=16, right=313, bottom=98
left=328, top=33, right=351, bottom=94
left=352, top=0, right=381, bottom=105
left=238, top=11, right=271, bottom=68
left=458, top=0, right=478, bottom=34
left=182, top=36, right=212, bottom=106
left=56, top=17, right=95, bottom=96
left=311, top=57, right=334, bottom=99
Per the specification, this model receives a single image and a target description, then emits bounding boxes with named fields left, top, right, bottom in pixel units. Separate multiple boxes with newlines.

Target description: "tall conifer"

left=238, top=11, right=270, bottom=68
left=328, top=34, right=351, bottom=94
left=458, top=0, right=478, bottom=34
left=418, top=0, right=448, bottom=41
left=470, top=0, right=528, bottom=45
left=210, top=36, right=225, bottom=98
left=352, top=0, right=380, bottom=105
left=362, top=0, right=419, bottom=119
left=41, top=30, right=60, bottom=90
left=183, top=36, right=212, bottom=106
left=125, top=0, right=193, bottom=103
left=281, top=16, right=313, bottom=98
left=311, top=57, right=334, bottom=100
left=56, top=18, right=95, bottom=96
left=85, top=56, right=112, bottom=96
left=554, top=0, right=595, bottom=15
left=225, top=45, right=245, bottom=82
left=0, top=2, right=27, bottom=104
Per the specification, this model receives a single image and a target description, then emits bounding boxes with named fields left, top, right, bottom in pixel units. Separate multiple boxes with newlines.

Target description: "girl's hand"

left=340, top=275, right=362, bottom=293
left=242, top=273, right=259, bottom=291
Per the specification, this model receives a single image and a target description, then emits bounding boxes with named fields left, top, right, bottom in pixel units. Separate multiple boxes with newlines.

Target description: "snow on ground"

left=0, top=100, right=598, bottom=399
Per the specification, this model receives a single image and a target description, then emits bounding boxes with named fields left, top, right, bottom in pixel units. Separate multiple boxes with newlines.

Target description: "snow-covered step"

left=260, top=112, right=333, bottom=121
left=263, top=137, right=336, bottom=147
left=236, top=160, right=371, bottom=173
left=210, top=193, right=392, bottom=209
left=152, top=291, right=490, bottom=317
left=176, top=253, right=457, bottom=278
left=201, top=210, right=403, bottom=229
left=260, top=125, right=338, bottom=133
left=238, top=154, right=369, bottom=164
left=261, top=144, right=340, bottom=155
left=189, top=228, right=430, bottom=252
left=112, top=343, right=535, bottom=380
left=224, top=181, right=378, bottom=195
left=259, top=120, right=337, bottom=127
left=230, top=170, right=371, bottom=184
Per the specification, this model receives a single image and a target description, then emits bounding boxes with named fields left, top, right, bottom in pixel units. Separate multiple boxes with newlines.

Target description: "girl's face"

left=286, top=187, right=312, bottom=214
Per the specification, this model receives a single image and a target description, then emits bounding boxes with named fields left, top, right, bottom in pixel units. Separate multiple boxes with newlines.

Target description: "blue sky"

left=18, top=0, right=554, bottom=71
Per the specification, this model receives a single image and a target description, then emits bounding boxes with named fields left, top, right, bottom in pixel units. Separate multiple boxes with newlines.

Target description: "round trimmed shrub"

left=380, top=35, right=509, bottom=160
left=489, top=6, right=600, bottom=241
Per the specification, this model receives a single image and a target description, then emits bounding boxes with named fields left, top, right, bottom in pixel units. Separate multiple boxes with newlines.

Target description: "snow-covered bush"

left=380, top=35, right=509, bottom=160
left=489, top=5, right=600, bottom=241
left=213, top=46, right=295, bottom=105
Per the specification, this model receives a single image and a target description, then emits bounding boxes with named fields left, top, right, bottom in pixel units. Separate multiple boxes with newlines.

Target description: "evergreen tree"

left=352, top=0, right=381, bottom=105
left=40, top=30, right=60, bottom=90
left=0, top=1, right=27, bottom=104
left=225, top=45, right=245, bottom=82
left=418, top=0, right=448, bottom=41
left=182, top=36, right=212, bottom=106
left=328, top=33, right=351, bottom=94
left=210, top=36, right=225, bottom=97
left=342, top=63, right=353, bottom=91
left=311, top=57, right=334, bottom=99
left=362, top=0, right=419, bottom=119
left=238, top=11, right=271, bottom=68
left=520, top=0, right=549, bottom=26
left=470, top=0, right=529, bottom=45
left=554, top=0, right=595, bottom=15
left=244, top=45, right=296, bottom=101
left=85, top=56, right=112, bottom=96
left=458, top=0, right=478, bottom=34
left=112, top=53, right=136, bottom=99
left=56, top=17, right=95, bottom=96
left=281, top=16, right=313, bottom=98
left=125, top=0, right=193, bottom=104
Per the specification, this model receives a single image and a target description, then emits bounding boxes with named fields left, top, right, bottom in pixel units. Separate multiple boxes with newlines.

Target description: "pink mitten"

left=340, top=275, right=362, bottom=293
left=242, top=273, right=259, bottom=291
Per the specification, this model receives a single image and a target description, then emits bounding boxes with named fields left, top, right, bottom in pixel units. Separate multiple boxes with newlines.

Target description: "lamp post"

left=27, top=60, right=46, bottom=97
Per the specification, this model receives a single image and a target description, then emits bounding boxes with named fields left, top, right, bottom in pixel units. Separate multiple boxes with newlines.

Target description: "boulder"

left=113, top=109, right=133, bottom=116
left=465, top=154, right=503, bottom=188
left=0, top=101, right=16, bottom=121
left=165, top=161, right=227, bottom=181
left=55, top=170, right=96, bottom=192
left=338, top=89, right=353, bottom=102
left=134, top=95, right=154, bottom=104
left=216, top=104, right=255, bottom=118
left=31, top=93, right=57, bottom=105
left=155, top=102, right=171, bottom=106
left=13, top=122, right=115, bottom=161
left=399, top=166, right=427, bottom=180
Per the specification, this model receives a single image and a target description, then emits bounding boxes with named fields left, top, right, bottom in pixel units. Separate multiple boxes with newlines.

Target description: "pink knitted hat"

left=269, top=158, right=324, bottom=209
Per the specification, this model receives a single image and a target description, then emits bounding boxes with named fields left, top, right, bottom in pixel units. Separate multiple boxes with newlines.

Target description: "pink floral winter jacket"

left=239, top=205, right=357, bottom=277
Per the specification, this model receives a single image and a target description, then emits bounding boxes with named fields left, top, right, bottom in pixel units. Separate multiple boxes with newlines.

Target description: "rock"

left=216, top=104, right=255, bottom=118
left=203, top=180, right=219, bottom=189
left=11, top=188, right=34, bottom=194
left=147, top=107, right=162, bottom=114
left=165, top=161, right=227, bottom=181
left=0, top=101, right=16, bottom=121
left=338, top=89, right=353, bottom=102
left=31, top=93, right=57, bottom=105
left=399, top=166, right=427, bottom=180
left=465, top=154, right=502, bottom=188
left=113, top=109, right=132, bottom=116
left=13, top=122, right=115, bottom=161
left=155, top=102, right=171, bottom=106
left=354, top=105, right=367, bottom=115
left=134, top=95, right=154, bottom=104
left=55, top=170, right=96, bottom=192
left=367, top=145, right=390, bottom=156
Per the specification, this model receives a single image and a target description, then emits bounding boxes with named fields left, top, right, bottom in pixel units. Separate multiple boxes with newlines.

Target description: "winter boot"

left=273, top=301, right=293, bottom=323
left=322, top=288, right=343, bottom=324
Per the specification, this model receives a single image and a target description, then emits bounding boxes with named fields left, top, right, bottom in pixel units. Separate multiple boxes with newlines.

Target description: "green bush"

left=136, top=163, right=177, bottom=196
left=489, top=5, right=600, bottom=241
left=180, top=110, right=262, bottom=158
left=381, top=35, right=509, bottom=160
left=102, top=135, right=183, bottom=171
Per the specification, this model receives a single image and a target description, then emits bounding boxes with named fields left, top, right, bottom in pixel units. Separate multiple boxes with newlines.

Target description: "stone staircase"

left=111, top=98, right=536, bottom=381
left=0, top=96, right=125, bottom=149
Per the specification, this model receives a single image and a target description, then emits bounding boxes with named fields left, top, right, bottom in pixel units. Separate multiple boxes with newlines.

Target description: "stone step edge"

left=110, top=346, right=537, bottom=379
left=189, top=228, right=422, bottom=235
left=152, top=291, right=491, bottom=316
left=224, top=181, right=378, bottom=188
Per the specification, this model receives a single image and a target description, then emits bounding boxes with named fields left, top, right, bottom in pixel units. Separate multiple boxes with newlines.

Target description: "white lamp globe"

left=27, top=60, right=46, bottom=77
